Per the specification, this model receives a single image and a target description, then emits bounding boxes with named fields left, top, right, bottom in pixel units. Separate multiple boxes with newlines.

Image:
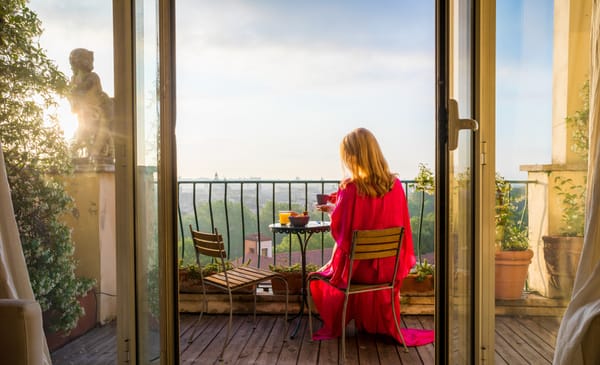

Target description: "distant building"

left=244, top=233, right=273, bottom=258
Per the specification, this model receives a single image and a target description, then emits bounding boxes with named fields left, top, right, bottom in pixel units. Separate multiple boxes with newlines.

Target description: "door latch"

left=448, top=98, right=479, bottom=151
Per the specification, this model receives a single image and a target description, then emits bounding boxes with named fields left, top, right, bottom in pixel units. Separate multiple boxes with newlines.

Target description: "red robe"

left=309, top=179, right=434, bottom=346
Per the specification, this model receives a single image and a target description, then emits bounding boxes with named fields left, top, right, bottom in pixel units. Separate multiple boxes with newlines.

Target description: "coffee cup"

left=316, top=194, right=330, bottom=205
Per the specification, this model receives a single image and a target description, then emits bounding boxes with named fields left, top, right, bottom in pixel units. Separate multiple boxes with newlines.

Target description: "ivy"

left=1, top=0, right=94, bottom=332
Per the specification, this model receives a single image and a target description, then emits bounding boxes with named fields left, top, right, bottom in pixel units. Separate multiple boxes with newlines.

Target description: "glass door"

left=114, top=0, right=178, bottom=363
left=436, top=0, right=493, bottom=363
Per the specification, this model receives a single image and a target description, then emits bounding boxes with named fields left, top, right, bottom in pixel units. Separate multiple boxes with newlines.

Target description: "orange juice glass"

left=279, top=211, right=292, bottom=225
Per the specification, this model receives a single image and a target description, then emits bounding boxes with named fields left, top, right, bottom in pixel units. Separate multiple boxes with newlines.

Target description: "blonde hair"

left=339, top=128, right=396, bottom=197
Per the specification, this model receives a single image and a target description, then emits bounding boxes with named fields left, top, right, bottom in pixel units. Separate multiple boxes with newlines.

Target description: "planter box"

left=271, top=272, right=303, bottom=295
left=44, top=288, right=97, bottom=351
left=401, top=274, right=434, bottom=296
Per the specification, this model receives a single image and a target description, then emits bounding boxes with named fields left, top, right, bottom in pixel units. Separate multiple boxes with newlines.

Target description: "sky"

left=29, top=0, right=553, bottom=181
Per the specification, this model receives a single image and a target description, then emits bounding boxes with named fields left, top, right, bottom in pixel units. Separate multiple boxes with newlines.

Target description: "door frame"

left=113, top=0, right=179, bottom=363
left=435, top=0, right=496, bottom=363
left=473, top=1, right=496, bottom=363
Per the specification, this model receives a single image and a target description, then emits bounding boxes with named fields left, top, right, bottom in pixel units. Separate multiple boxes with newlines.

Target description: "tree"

left=0, top=0, right=93, bottom=332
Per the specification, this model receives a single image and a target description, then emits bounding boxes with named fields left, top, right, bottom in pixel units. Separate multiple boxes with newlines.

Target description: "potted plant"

left=542, top=176, right=585, bottom=298
left=401, top=259, right=435, bottom=296
left=413, top=163, right=435, bottom=265
left=494, top=174, right=534, bottom=300
left=542, top=81, right=588, bottom=299
left=269, top=263, right=320, bottom=295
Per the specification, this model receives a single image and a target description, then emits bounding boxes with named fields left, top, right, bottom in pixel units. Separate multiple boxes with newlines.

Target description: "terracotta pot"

left=542, top=235, right=584, bottom=298
left=401, top=274, right=434, bottom=296
left=44, top=288, right=97, bottom=351
left=495, top=249, right=534, bottom=300
left=271, top=272, right=303, bottom=295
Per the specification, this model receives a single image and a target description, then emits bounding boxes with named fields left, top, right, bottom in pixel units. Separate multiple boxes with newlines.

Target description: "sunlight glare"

left=57, top=98, right=78, bottom=141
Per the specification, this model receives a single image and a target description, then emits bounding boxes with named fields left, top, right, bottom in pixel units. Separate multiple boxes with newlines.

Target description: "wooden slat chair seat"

left=307, top=226, right=408, bottom=364
left=188, top=226, right=289, bottom=360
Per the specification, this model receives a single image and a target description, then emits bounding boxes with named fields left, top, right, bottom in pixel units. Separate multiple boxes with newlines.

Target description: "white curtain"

left=0, top=142, right=51, bottom=364
left=554, top=1, right=600, bottom=363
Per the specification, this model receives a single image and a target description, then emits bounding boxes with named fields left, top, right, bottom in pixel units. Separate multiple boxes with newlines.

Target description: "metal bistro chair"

left=188, top=226, right=289, bottom=359
left=307, top=226, right=409, bottom=363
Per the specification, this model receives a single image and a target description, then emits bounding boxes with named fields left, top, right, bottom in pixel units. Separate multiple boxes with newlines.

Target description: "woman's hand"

left=315, top=203, right=335, bottom=214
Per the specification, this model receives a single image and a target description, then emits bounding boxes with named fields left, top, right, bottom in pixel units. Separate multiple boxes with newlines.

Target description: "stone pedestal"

left=62, top=164, right=116, bottom=324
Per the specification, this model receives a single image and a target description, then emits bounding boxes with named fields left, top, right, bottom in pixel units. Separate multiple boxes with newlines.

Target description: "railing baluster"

left=224, top=182, right=230, bottom=258
left=178, top=182, right=185, bottom=260
left=208, top=183, right=214, bottom=232
left=255, top=182, right=261, bottom=268
left=240, top=182, right=245, bottom=265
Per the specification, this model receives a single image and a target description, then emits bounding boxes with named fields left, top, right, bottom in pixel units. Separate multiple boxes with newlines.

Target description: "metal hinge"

left=124, top=338, right=130, bottom=363
left=481, top=141, right=488, bottom=165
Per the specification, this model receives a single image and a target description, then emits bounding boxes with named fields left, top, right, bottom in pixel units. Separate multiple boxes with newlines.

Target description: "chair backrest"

left=348, top=226, right=405, bottom=285
left=189, top=225, right=227, bottom=259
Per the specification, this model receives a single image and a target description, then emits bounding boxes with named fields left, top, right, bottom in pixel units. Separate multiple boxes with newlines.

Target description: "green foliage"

left=566, top=80, right=589, bottom=164
left=554, top=176, right=586, bottom=237
left=552, top=80, right=588, bottom=237
left=410, top=259, right=435, bottom=282
left=179, top=260, right=235, bottom=278
left=268, top=263, right=320, bottom=273
left=1, top=0, right=94, bottom=332
left=410, top=163, right=435, bottom=263
left=275, top=233, right=335, bottom=254
left=495, top=174, right=529, bottom=251
left=414, top=163, right=435, bottom=195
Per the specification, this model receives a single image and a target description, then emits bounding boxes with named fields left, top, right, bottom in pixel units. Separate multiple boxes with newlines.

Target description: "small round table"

left=269, top=221, right=331, bottom=338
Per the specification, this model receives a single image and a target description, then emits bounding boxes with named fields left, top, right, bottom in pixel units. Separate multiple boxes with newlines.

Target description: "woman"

left=310, top=127, right=434, bottom=346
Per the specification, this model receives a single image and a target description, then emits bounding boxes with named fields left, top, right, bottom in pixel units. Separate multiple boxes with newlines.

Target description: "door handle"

left=448, top=98, right=478, bottom=151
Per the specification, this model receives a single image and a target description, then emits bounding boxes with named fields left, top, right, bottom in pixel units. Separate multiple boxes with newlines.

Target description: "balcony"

left=49, top=177, right=565, bottom=364
left=51, top=314, right=560, bottom=364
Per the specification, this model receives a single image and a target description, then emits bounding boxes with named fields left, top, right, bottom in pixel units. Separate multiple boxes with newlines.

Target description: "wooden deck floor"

left=51, top=314, right=560, bottom=364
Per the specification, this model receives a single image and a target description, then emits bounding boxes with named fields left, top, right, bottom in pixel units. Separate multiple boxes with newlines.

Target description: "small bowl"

left=288, top=215, right=310, bottom=227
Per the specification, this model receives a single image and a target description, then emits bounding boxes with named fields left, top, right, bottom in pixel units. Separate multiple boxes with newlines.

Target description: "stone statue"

left=68, top=48, right=114, bottom=164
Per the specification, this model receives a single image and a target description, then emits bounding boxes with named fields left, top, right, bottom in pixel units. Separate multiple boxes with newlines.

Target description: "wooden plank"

left=537, top=316, right=562, bottom=337
left=254, top=316, right=290, bottom=365
left=182, top=314, right=238, bottom=364
left=497, top=316, right=554, bottom=363
left=51, top=314, right=559, bottom=365
left=519, top=317, right=559, bottom=348
left=219, top=315, right=266, bottom=364
left=495, top=322, right=529, bottom=365
left=495, top=317, right=550, bottom=364
left=342, top=321, right=360, bottom=364
left=233, top=315, right=275, bottom=365
left=404, top=315, right=434, bottom=364
left=317, top=334, right=339, bottom=365
left=374, top=335, right=401, bottom=365
left=356, top=330, right=381, bottom=364
left=276, top=317, right=304, bottom=365
left=295, top=317, right=320, bottom=365
left=179, top=314, right=221, bottom=354
left=414, top=316, right=435, bottom=364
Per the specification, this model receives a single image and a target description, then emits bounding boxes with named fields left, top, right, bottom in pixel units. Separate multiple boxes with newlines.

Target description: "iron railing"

left=177, top=178, right=535, bottom=270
